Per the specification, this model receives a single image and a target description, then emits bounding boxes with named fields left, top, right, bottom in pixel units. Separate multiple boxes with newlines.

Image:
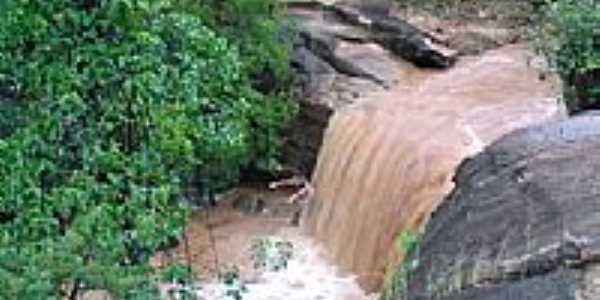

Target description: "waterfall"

left=304, top=44, right=562, bottom=292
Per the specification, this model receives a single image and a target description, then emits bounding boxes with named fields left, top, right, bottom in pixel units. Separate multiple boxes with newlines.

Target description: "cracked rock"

left=405, top=115, right=600, bottom=300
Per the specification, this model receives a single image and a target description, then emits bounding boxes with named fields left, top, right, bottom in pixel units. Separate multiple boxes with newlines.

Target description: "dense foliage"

left=0, top=0, right=293, bottom=298
left=197, top=0, right=291, bottom=94
left=537, top=0, right=600, bottom=112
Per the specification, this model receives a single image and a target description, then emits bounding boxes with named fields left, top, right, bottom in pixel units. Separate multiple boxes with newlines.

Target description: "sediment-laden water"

left=161, top=186, right=377, bottom=300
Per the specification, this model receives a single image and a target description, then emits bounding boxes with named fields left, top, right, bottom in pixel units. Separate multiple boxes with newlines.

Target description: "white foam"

left=193, top=229, right=378, bottom=300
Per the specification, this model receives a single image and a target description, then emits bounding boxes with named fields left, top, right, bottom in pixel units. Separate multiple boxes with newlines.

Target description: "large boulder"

left=405, top=115, right=600, bottom=299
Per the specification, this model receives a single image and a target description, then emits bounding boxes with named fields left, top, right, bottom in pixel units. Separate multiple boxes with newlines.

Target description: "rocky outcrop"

left=573, top=68, right=600, bottom=112
left=282, top=1, right=456, bottom=176
left=328, top=4, right=455, bottom=68
left=405, top=116, right=600, bottom=299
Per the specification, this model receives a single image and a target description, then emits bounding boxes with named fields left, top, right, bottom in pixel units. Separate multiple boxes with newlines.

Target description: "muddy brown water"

left=154, top=185, right=377, bottom=300
left=153, top=44, right=560, bottom=299
left=305, top=44, right=561, bottom=292
left=156, top=186, right=300, bottom=279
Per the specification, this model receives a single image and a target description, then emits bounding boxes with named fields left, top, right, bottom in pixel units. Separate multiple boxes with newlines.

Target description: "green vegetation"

left=197, top=0, right=291, bottom=93
left=536, top=0, right=600, bottom=112
left=218, top=265, right=247, bottom=300
left=380, top=231, right=420, bottom=300
left=196, top=0, right=297, bottom=175
left=250, top=238, right=294, bottom=272
left=0, top=0, right=294, bottom=299
left=161, top=263, right=199, bottom=299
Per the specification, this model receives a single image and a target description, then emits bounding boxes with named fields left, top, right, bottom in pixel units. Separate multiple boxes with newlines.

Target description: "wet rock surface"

left=405, top=116, right=600, bottom=299
left=328, top=3, right=456, bottom=68
left=282, top=0, right=456, bottom=176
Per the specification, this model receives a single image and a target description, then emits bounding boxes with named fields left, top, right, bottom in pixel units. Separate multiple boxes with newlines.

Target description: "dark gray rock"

left=335, top=0, right=394, bottom=17
left=294, top=21, right=391, bottom=86
left=430, top=271, right=578, bottom=300
left=232, top=195, right=266, bottom=215
left=283, top=5, right=411, bottom=176
left=282, top=1, right=460, bottom=176
left=280, top=101, right=333, bottom=176
left=572, top=68, right=600, bottom=112
left=328, top=4, right=455, bottom=68
left=290, top=45, right=337, bottom=95
left=405, top=116, right=600, bottom=300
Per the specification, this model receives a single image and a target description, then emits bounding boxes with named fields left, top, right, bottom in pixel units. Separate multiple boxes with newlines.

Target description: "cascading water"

left=156, top=186, right=378, bottom=300
left=155, top=45, right=560, bottom=300
left=304, top=44, right=562, bottom=292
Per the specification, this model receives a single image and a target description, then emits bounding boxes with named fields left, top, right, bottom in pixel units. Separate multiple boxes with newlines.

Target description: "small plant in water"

left=250, top=238, right=294, bottom=272
left=218, top=265, right=248, bottom=300
left=395, top=231, right=418, bottom=255
left=161, top=264, right=201, bottom=300
left=381, top=231, right=420, bottom=300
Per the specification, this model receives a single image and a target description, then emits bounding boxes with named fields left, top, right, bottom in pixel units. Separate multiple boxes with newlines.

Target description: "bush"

left=537, top=0, right=600, bottom=112
left=0, top=0, right=294, bottom=298
left=380, top=232, right=419, bottom=300
left=196, top=0, right=292, bottom=93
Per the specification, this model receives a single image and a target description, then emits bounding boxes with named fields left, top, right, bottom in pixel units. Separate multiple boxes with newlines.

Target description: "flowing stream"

left=161, top=186, right=377, bottom=300
left=305, top=44, right=560, bottom=292
left=195, top=228, right=377, bottom=300
left=164, top=44, right=560, bottom=300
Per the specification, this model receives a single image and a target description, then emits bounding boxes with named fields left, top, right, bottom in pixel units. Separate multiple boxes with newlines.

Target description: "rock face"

left=573, top=68, right=600, bottom=112
left=329, top=4, right=456, bottom=68
left=282, top=1, right=456, bottom=176
left=405, top=116, right=600, bottom=300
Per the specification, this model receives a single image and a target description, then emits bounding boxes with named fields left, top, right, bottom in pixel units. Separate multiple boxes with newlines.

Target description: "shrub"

left=0, top=0, right=294, bottom=298
left=536, top=0, right=600, bottom=112
left=380, top=232, right=419, bottom=300
left=196, top=0, right=292, bottom=94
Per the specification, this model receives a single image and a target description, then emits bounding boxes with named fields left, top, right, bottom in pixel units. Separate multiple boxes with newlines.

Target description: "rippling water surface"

left=161, top=186, right=377, bottom=300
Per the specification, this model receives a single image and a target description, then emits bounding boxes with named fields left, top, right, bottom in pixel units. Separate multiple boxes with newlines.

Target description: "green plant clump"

left=537, top=0, right=600, bottom=112
left=197, top=0, right=292, bottom=94
left=380, top=231, right=420, bottom=300
left=0, top=0, right=293, bottom=298
left=250, top=237, right=293, bottom=272
left=161, top=263, right=199, bottom=300
left=218, top=265, right=247, bottom=300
